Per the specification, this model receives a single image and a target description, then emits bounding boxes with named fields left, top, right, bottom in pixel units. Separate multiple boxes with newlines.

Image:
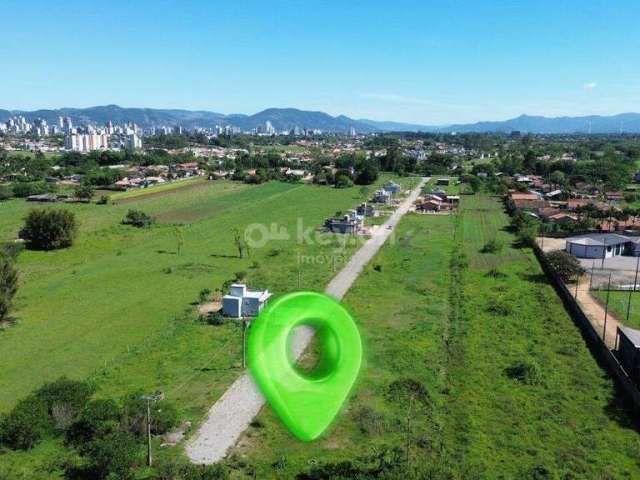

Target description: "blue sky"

left=1, top=0, right=639, bottom=124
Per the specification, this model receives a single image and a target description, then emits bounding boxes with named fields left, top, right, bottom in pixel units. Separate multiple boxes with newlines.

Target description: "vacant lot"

left=229, top=194, right=640, bottom=479
left=0, top=176, right=418, bottom=478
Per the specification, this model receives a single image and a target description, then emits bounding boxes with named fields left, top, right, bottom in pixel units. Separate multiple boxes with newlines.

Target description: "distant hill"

left=438, top=113, right=640, bottom=134
left=0, top=105, right=376, bottom=134
left=1, top=105, right=639, bottom=134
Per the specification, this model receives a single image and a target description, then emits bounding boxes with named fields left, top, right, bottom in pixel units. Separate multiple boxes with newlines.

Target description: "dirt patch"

left=197, top=301, right=222, bottom=315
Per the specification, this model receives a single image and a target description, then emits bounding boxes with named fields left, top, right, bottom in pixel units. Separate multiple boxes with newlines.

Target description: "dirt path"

left=574, top=279, right=621, bottom=349
left=185, top=178, right=428, bottom=464
left=536, top=237, right=621, bottom=348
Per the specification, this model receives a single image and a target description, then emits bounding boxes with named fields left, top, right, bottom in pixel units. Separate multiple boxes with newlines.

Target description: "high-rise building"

left=126, top=133, right=142, bottom=150
left=64, top=132, right=110, bottom=152
left=62, top=117, right=73, bottom=134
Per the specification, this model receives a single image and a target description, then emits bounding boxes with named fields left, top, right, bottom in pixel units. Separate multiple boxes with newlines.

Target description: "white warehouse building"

left=565, top=233, right=640, bottom=259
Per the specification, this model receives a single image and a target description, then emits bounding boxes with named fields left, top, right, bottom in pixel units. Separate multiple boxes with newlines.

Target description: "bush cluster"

left=0, top=379, right=179, bottom=479
left=122, top=209, right=156, bottom=228
left=545, top=249, right=586, bottom=283
left=19, top=208, right=77, bottom=250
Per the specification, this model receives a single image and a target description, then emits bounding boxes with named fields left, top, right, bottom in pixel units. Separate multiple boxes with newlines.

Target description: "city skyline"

left=2, top=0, right=639, bottom=124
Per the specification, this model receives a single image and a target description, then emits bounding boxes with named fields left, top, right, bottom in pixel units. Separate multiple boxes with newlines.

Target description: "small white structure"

left=373, top=189, right=392, bottom=204
left=383, top=181, right=401, bottom=194
left=565, top=233, right=636, bottom=259
left=222, top=284, right=272, bottom=318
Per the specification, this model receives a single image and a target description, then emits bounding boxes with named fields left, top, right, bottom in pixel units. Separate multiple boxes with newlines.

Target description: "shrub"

left=486, top=268, right=507, bottom=279
left=73, top=183, right=94, bottom=202
left=334, top=173, right=353, bottom=189
left=0, top=394, right=50, bottom=449
left=204, top=311, right=225, bottom=326
left=66, top=399, right=121, bottom=445
left=83, top=431, right=139, bottom=479
left=11, top=181, right=52, bottom=198
left=1, top=242, right=24, bottom=260
left=385, top=378, right=431, bottom=406
left=351, top=405, right=386, bottom=435
left=546, top=250, right=586, bottom=283
left=152, top=400, right=179, bottom=435
left=486, top=296, right=514, bottom=316
left=199, top=288, right=212, bottom=303
left=20, top=208, right=77, bottom=250
left=505, top=359, right=544, bottom=385
left=480, top=238, right=503, bottom=253
left=96, top=194, right=110, bottom=205
left=0, top=254, right=18, bottom=321
left=35, top=378, right=95, bottom=431
left=0, top=185, right=12, bottom=201
left=122, top=209, right=155, bottom=228
left=121, top=392, right=178, bottom=436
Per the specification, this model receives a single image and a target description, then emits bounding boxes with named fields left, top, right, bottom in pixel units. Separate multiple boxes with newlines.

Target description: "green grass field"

left=108, top=177, right=209, bottom=201
left=227, top=194, right=640, bottom=479
left=0, top=176, right=415, bottom=478
left=593, top=290, right=640, bottom=330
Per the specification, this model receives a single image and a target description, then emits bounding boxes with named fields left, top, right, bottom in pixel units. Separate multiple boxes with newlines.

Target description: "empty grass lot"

left=228, top=194, right=640, bottom=479
left=0, top=176, right=418, bottom=478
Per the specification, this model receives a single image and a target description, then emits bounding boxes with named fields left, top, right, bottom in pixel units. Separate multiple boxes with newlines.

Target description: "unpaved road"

left=185, top=178, right=427, bottom=464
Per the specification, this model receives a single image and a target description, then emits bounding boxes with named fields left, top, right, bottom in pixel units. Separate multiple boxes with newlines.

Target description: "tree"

left=232, top=228, right=249, bottom=259
left=0, top=394, right=50, bottom=450
left=0, top=184, right=12, bottom=201
left=0, top=254, right=18, bottom=322
left=20, top=208, right=77, bottom=250
left=122, top=209, right=155, bottom=228
left=354, top=160, right=379, bottom=185
left=83, top=431, right=140, bottom=479
left=546, top=250, right=586, bottom=283
left=35, top=377, right=95, bottom=431
left=74, top=183, right=95, bottom=202
left=334, top=173, right=353, bottom=189
left=66, top=399, right=121, bottom=446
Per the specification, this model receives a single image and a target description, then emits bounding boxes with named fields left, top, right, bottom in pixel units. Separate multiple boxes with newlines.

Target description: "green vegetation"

left=0, top=177, right=406, bottom=478
left=122, top=209, right=156, bottom=228
left=545, top=250, right=586, bottom=283
left=19, top=208, right=78, bottom=250
left=230, top=194, right=640, bottom=479
left=594, top=290, right=640, bottom=330
left=0, top=254, right=18, bottom=322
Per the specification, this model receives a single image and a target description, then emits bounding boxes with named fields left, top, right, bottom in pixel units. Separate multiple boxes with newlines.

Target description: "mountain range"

left=1, top=105, right=639, bottom=134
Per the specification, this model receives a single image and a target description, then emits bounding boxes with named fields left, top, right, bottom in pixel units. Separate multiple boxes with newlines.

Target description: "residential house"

left=222, top=284, right=272, bottom=318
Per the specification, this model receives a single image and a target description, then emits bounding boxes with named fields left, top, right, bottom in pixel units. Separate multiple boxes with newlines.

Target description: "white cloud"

left=583, top=82, right=598, bottom=90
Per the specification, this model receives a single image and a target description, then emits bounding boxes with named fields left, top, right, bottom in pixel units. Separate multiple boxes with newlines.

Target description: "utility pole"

left=141, top=392, right=163, bottom=467
left=603, top=272, right=612, bottom=344
left=626, top=255, right=640, bottom=323
left=242, top=319, right=248, bottom=368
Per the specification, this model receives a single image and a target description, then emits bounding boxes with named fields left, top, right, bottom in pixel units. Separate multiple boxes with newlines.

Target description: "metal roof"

left=566, top=233, right=631, bottom=246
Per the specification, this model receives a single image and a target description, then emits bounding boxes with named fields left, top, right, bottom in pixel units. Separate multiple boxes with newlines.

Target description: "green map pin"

left=248, top=291, right=362, bottom=441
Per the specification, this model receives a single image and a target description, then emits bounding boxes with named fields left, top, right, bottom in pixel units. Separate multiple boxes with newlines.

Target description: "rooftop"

left=566, top=233, right=632, bottom=246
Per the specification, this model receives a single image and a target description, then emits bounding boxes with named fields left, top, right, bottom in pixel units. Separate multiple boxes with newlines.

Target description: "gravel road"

left=185, top=177, right=428, bottom=464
